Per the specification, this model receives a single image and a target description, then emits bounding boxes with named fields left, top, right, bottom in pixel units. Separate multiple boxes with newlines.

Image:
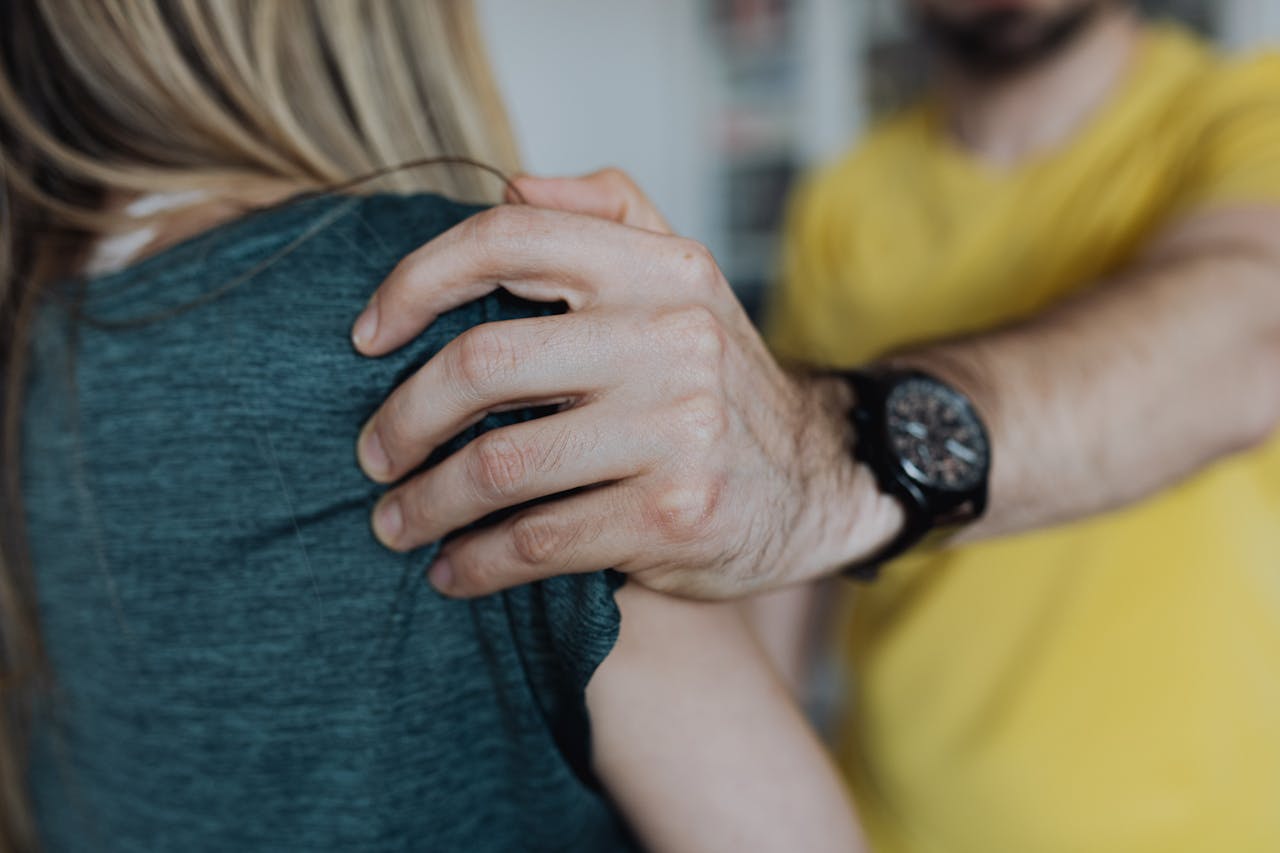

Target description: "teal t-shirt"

left=21, top=193, right=633, bottom=851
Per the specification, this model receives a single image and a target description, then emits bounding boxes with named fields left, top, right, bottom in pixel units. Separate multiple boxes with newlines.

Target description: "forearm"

left=739, top=584, right=826, bottom=696
left=354, top=174, right=1280, bottom=599
left=589, top=585, right=864, bottom=852
left=892, top=248, right=1280, bottom=542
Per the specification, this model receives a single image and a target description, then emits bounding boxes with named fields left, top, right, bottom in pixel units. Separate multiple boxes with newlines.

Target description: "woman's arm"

left=587, top=583, right=865, bottom=853
left=740, top=583, right=830, bottom=698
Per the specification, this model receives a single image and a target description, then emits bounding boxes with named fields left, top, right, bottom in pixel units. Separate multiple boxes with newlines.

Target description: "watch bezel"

left=884, top=375, right=990, bottom=495
left=840, top=368, right=991, bottom=580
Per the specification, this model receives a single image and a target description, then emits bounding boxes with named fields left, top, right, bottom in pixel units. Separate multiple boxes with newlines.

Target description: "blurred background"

left=478, top=0, right=1280, bottom=317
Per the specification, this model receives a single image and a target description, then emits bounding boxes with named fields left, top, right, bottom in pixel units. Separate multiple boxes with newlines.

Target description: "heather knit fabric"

left=22, top=193, right=631, bottom=852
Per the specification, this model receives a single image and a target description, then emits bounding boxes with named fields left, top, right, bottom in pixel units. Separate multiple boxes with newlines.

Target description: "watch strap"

left=842, top=370, right=933, bottom=580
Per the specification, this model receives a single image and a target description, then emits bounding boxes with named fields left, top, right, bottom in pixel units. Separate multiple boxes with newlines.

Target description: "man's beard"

left=916, top=1, right=1118, bottom=78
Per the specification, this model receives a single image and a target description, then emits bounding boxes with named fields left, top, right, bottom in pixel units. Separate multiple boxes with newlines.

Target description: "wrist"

left=791, top=375, right=905, bottom=580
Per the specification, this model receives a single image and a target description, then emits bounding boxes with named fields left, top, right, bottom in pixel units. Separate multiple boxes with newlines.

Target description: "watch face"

left=886, top=377, right=989, bottom=493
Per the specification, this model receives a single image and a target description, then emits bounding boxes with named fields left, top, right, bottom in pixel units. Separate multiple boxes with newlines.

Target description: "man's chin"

left=918, top=1, right=1112, bottom=78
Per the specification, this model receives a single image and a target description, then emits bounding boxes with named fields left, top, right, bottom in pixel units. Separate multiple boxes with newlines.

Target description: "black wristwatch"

left=839, top=368, right=991, bottom=581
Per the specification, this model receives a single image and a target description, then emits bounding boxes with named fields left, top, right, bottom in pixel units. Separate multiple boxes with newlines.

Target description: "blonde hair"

left=0, top=1, right=520, bottom=845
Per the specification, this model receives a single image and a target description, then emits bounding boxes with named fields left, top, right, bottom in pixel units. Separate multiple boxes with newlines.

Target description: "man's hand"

left=351, top=170, right=901, bottom=599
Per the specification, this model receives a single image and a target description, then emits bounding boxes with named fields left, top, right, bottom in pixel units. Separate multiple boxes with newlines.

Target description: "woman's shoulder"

left=61, top=191, right=503, bottom=433
left=65, top=191, right=566, bottom=533
left=26, top=190, right=626, bottom=837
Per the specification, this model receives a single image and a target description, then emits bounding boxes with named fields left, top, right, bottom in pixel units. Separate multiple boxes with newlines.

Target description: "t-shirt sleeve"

left=1173, top=51, right=1280, bottom=213
left=497, top=565, right=624, bottom=786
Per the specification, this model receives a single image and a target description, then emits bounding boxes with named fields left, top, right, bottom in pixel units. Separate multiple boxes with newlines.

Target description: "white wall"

left=1220, top=0, right=1280, bottom=51
left=796, top=0, right=868, bottom=164
left=478, top=0, right=714, bottom=245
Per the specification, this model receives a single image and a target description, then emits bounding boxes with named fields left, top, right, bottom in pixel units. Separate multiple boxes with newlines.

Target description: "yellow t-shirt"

left=769, top=26, right=1280, bottom=853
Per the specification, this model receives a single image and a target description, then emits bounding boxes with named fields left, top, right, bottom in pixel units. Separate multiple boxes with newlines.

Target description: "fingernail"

left=359, top=427, right=391, bottom=481
left=373, top=498, right=403, bottom=545
left=352, top=300, right=379, bottom=350
left=428, top=557, right=454, bottom=593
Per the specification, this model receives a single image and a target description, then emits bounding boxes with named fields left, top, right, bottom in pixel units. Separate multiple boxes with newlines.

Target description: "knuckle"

left=661, top=304, right=726, bottom=364
left=647, top=476, right=724, bottom=544
left=510, top=513, right=569, bottom=566
left=673, top=394, right=729, bottom=447
left=447, top=548, right=497, bottom=595
left=470, top=433, right=530, bottom=500
left=466, top=206, right=540, bottom=259
left=452, top=327, right=518, bottom=393
left=467, top=206, right=517, bottom=247
left=596, top=167, right=639, bottom=198
left=596, top=166, right=628, bottom=188
left=376, top=395, right=418, bottom=459
left=597, top=166, right=629, bottom=183
left=672, top=239, right=721, bottom=290
left=395, top=488, right=435, bottom=544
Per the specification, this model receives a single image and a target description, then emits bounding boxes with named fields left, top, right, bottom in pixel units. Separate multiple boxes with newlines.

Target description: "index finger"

left=350, top=204, right=670, bottom=356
